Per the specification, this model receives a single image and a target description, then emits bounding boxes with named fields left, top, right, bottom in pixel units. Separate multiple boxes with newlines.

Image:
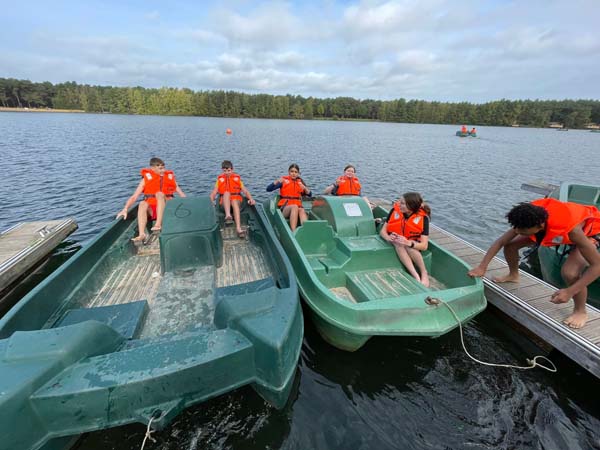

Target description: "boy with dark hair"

left=468, top=198, right=600, bottom=328
left=116, top=157, right=186, bottom=241
left=210, top=160, right=255, bottom=238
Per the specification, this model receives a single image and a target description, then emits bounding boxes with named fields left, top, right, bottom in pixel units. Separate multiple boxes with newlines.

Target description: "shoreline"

left=0, top=107, right=85, bottom=113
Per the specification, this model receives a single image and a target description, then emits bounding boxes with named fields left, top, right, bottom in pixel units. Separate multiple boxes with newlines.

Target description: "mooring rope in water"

left=139, top=410, right=163, bottom=450
left=426, top=296, right=557, bottom=373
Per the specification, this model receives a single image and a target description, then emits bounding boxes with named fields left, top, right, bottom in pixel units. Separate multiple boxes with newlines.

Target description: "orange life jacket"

left=141, top=168, right=177, bottom=206
left=530, top=198, right=600, bottom=246
left=216, top=173, right=243, bottom=204
left=461, top=126, right=467, bottom=133
left=335, top=175, right=361, bottom=196
left=277, top=176, right=305, bottom=207
left=386, top=203, right=428, bottom=241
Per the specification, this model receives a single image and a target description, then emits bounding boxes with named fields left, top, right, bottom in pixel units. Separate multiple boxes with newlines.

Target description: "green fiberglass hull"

left=538, top=182, right=600, bottom=306
left=0, top=197, right=302, bottom=450
left=264, top=195, right=486, bottom=351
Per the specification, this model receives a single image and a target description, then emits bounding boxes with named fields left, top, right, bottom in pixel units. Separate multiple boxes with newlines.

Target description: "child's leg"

left=222, top=192, right=232, bottom=219
left=298, top=208, right=308, bottom=226
left=394, top=245, right=420, bottom=282
left=407, top=248, right=429, bottom=287
left=558, top=247, right=589, bottom=328
left=232, top=200, right=242, bottom=233
left=152, top=192, right=166, bottom=231
left=134, top=201, right=150, bottom=240
left=282, top=205, right=300, bottom=231
left=494, top=235, right=532, bottom=282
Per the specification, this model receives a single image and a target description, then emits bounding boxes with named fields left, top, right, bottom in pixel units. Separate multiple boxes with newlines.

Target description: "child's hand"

left=116, top=208, right=127, bottom=220
left=248, top=199, right=256, bottom=206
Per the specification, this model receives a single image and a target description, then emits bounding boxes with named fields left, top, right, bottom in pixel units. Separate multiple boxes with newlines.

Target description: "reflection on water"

left=2, top=113, right=600, bottom=449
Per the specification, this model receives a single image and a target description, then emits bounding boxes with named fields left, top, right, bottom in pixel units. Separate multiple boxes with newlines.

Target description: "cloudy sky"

left=2, top=0, right=599, bottom=102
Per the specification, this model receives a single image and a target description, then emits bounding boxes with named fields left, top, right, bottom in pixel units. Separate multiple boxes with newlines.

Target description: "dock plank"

left=0, top=219, right=77, bottom=291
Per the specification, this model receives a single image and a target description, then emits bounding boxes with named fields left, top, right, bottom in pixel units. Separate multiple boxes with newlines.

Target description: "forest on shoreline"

left=2, top=77, right=599, bottom=129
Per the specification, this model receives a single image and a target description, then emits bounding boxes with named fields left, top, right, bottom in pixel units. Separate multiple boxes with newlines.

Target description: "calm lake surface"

left=2, top=112, right=600, bottom=450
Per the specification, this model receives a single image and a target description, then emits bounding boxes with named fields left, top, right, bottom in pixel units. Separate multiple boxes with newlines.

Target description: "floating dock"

left=0, top=219, right=78, bottom=292
left=429, top=224, right=600, bottom=379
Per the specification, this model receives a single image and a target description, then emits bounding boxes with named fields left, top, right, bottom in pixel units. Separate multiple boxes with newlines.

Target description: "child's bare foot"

left=420, top=273, right=430, bottom=288
left=563, top=311, right=588, bottom=329
left=492, top=273, right=520, bottom=283
left=150, top=225, right=161, bottom=232
left=131, top=234, right=147, bottom=242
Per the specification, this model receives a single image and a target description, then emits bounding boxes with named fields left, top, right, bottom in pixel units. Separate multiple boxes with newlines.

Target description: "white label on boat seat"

left=343, top=203, right=363, bottom=217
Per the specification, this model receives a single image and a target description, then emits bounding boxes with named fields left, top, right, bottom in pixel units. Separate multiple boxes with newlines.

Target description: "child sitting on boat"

left=324, top=164, right=362, bottom=196
left=116, top=157, right=186, bottom=242
left=468, top=198, right=600, bottom=329
left=380, top=192, right=431, bottom=287
left=266, top=163, right=312, bottom=231
left=209, top=160, right=256, bottom=238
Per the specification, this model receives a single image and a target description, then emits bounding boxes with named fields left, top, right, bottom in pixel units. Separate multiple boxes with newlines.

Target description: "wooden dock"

left=429, top=224, right=600, bottom=378
left=0, top=219, right=78, bottom=292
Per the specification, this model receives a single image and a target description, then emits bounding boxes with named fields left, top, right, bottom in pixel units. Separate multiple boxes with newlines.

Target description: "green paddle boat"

left=0, top=196, right=302, bottom=450
left=537, top=182, right=600, bottom=305
left=455, top=130, right=468, bottom=137
left=264, top=195, right=486, bottom=351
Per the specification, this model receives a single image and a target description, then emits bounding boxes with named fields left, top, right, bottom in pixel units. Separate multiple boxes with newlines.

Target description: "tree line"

left=1, top=77, right=599, bottom=129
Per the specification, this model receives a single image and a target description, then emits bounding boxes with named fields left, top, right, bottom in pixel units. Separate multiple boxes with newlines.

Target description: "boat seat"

left=568, top=185, right=599, bottom=206
left=54, top=300, right=149, bottom=339
left=319, top=249, right=349, bottom=273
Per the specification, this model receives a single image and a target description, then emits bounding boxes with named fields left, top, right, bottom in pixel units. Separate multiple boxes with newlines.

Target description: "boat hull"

left=265, top=195, right=486, bottom=351
left=0, top=197, right=302, bottom=450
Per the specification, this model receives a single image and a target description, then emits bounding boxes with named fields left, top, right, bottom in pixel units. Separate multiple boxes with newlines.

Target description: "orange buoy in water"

left=226, top=128, right=232, bottom=135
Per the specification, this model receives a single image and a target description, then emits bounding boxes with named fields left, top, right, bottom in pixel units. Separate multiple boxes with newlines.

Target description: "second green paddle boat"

left=264, top=195, right=486, bottom=351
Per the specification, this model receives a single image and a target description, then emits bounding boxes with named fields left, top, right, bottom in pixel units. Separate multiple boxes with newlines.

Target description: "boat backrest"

left=294, top=220, right=336, bottom=256
left=568, top=185, right=600, bottom=207
left=311, top=196, right=376, bottom=237
left=160, top=197, right=223, bottom=272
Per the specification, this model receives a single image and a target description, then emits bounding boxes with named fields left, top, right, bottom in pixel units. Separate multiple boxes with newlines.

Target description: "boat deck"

left=0, top=219, right=78, bottom=292
left=81, top=224, right=273, bottom=336
left=430, top=224, right=600, bottom=378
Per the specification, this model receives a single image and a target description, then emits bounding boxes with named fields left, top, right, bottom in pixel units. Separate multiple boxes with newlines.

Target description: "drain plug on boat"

left=425, top=296, right=440, bottom=306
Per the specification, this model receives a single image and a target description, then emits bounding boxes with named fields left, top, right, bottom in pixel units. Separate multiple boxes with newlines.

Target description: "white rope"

left=140, top=416, right=157, bottom=450
left=432, top=297, right=557, bottom=372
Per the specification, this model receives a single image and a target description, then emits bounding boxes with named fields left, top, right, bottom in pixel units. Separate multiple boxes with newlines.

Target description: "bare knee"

left=561, top=266, right=582, bottom=285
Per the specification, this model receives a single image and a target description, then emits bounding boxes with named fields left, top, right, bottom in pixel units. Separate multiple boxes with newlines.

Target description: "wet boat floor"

left=84, top=225, right=273, bottom=337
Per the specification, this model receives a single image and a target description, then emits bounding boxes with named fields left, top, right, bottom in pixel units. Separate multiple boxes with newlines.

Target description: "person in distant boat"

left=380, top=192, right=431, bottom=287
left=461, top=125, right=467, bottom=133
left=324, top=164, right=362, bottom=196
left=267, top=163, right=312, bottom=231
left=470, top=127, right=476, bottom=134
left=468, top=198, right=600, bottom=329
left=209, top=160, right=256, bottom=238
left=116, top=157, right=186, bottom=242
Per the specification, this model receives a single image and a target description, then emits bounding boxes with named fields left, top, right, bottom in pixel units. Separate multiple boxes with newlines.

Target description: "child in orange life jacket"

left=468, top=199, right=600, bottom=329
left=266, top=163, right=312, bottom=231
left=116, top=157, right=186, bottom=241
left=324, top=164, right=362, bottom=196
left=209, top=160, right=256, bottom=238
left=380, top=192, right=431, bottom=287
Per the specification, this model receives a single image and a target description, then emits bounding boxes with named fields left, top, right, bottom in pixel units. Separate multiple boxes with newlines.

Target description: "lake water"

left=2, top=112, right=600, bottom=450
